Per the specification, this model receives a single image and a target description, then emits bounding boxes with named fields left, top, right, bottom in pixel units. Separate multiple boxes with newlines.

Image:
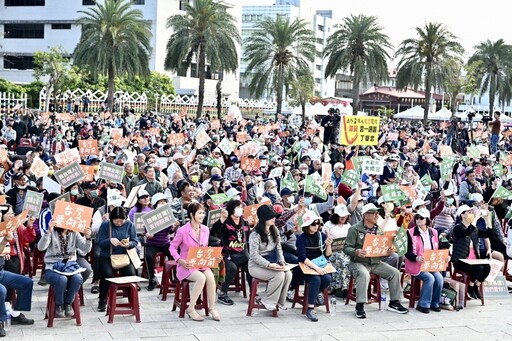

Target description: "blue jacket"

left=97, top=220, right=137, bottom=257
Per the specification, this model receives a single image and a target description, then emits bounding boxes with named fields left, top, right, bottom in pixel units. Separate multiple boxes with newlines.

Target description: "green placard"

left=393, top=227, right=408, bottom=256
left=304, top=175, right=327, bottom=200
left=483, top=275, right=509, bottom=297
left=331, top=237, right=345, bottom=253
left=23, top=190, right=44, bottom=217
left=340, top=169, right=360, bottom=189
left=54, top=162, right=86, bottom=188
left=381, top=184, right=407, bottom=202
left=141, top=205, right=177, bottom=235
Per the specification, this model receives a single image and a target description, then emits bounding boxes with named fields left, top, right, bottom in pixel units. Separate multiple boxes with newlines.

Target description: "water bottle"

left=380, top=291, right=387, bottom=311
left=5, top=311, right=10, bottom=331
left=330, top=297, right=336, bottom=316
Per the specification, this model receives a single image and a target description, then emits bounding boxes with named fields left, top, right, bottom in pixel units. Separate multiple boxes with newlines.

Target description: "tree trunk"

left=450, top=93, right=457, bottom=116
left=423, top=67, right=432, bottom=126
left=196, top=41, right=206, bottom=120
left=216, top=79, right=222, bottom=119
left=301, top=98, right=306, bottom=127
left=107, top=62, right=115, bottom=112
left=276, top=65, right=284, bottom=121
left=489, top=72, right=496, bottom=114
left=352, top=74, right=360, bottom=115
left=44, top=84, right=52, bottom=112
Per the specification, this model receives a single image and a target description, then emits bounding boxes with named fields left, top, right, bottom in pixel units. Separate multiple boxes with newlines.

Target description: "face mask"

left=284, top=166, right=291, bottom=171
left=17, top=184, right=27, bottom=189
left=287, top=196, right=295, bottom=204
left=47, top=170, right=54, bottom=176
left=71, top=189, right=79, bottom=196
left=304, top=197, right=313, bottom=206
left=361, top=190, right=370, bottom=198
left=301, top=170, right=308, bottom=176
left=481, top=209, right=488, bottom=217
left=446, top=198, right=454, bottom=206
left=234, top=207, right=244, bottom=217
left=270, top=188, right=278, bottom=195
left=255, top=176, right=262, bottom=182
left=233, top=195, right=241, bottom=201
left=190, top=175, right=199, bottom=183
left=90, top=190, right=99, bottom=198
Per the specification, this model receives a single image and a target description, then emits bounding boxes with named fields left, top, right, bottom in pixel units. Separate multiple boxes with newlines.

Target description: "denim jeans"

left=45, top=269, right=83, bottom=306
left=491, top=134, right=499, bottom=154
left=415, top=271, right=443, bottom=309
left=303, top=274, right=331, bottom=306
left=0, top=269, right=34, bottom=320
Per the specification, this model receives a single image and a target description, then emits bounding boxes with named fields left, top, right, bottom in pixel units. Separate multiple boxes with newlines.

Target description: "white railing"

left=0, top=92, right=28, bottom=115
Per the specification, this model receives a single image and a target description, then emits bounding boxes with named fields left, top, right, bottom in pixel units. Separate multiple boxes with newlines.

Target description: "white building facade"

left=240, top=0, right=335, bottom=100
left=0, top=0, right=242, bottom=98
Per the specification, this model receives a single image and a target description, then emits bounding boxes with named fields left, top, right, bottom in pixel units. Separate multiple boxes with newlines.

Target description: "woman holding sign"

left=404, top=208, right=445, bottom=313
left=170, top=202, right=220, bottom=322
left=248, top=205, right=292, bottom=312
left=296, top=210, right=332, bottom=322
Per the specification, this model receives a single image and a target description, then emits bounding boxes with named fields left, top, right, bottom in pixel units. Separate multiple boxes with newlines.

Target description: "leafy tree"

left=394, top=22, right=464, bottom=125
left=468, top=39, right=512, bottom=114
left=164, top=0, right=240, bottom=119
left=289, top=71, right=314, bottom=125
left=377, top=105, right=394, bottom=118
left=244, top=16, right=315, bottom=118
left=74, top=0, right=152, bottom=110
left=22, top=81, right=45, bottom=108
left=33, top=46, right=70, bottom=112
left=0, top=78, right=25, bottom=95
left=324, top=14, right=392, bottom=115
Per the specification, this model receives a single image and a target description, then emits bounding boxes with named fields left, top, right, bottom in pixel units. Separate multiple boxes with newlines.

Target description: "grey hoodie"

left=37, top=229, right=92, bottom=270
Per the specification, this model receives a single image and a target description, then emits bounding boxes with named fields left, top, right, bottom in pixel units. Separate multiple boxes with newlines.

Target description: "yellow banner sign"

left=339, top=116, right=380, bottom=146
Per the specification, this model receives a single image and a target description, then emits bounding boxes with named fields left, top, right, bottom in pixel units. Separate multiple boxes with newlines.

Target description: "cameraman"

left=321, top=108, right=337, bottom=145
left=488, top=111, right=501, bottom=154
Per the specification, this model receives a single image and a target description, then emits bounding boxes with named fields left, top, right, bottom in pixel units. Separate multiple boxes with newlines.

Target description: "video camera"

left=467, top=111, right=475, bottom=121
left=482, top=114, right=492, bottom=123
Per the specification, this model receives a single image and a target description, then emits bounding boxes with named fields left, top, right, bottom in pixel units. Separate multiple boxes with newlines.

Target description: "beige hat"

left=416, top=208, right=430, bottom=219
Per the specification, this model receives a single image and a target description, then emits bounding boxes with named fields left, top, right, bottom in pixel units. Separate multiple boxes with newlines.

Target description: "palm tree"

left=73, top=0, right=152, bottom=110
left=324, top=14, right=392, bottom=115
left=244, top=16, right=316, bottom=117
left=468, top=39, right=512, bottom=115
left=165, top=0, right=240, bottom=119
left=394, top=22, right=464, bottom=125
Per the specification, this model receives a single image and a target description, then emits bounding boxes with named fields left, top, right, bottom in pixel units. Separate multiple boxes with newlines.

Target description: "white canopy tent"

left=431, top=107, right=453, bottom=121
left=393, top=105, right=425, bottom=120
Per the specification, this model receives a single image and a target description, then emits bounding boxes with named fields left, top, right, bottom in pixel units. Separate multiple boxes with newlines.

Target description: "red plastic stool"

left=172, top=280, right=209, bottom=318
left=32, top=248, right=45, bottom=277
left=246, top=278, right=278, bottom=317
left=44, top=286, right=82, bottom=328
left=345, top=273, right=382, bottom=309
left=451, top=268, right=484, bottom=307
left=106, top=282, right=141, bottom=323
left=228, top=266, right=247, bottom=298
left=160, top=260, right=178, bottom=301
left=402, top=275, right=422, bottom=308
left=291, top=282, right=330, bottom=314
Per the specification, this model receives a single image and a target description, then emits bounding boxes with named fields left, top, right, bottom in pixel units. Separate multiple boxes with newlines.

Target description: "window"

left=317, top=24, right=324, bottom=32
left=5, top=0, right=44, bottom=6
left=190, top=63, right=197, bottom=78
left=4, top=24, right=44, bottom=39
left=179, top=0, right=189, bottom=11
left=316, top=65, right=321, bottom=71
left=132, top=0, right=145, bottom=4
left=3, top=55, right=35, bottom=70
left=316, top=38, right=323, bottom=44
left=51, top=24, right=71, bottom=30
left=82, top=0, right=96, bottom=5
left=315, top=78, right=321, bottom=84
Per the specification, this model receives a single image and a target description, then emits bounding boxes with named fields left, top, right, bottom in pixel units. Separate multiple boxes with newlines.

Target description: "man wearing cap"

left=6, top=172, right=38, bottom=215
left=379, top=155, right=398, bottom=185
left=138, top=165, right=164, bottom=197
left=247, top=168, right=265, bottom=205
left=344, top=203, right=409, bottom=318
left=207, top=174, right=225, bottom=196
left=459, top=169, right=483, bottom=204
left=225, top=157, right=243, bottom=184
left=167, top=152, right=187, bottom=180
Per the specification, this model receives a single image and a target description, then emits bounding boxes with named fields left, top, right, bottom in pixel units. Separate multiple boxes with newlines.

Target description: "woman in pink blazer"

left=170, top=202, right=220, bottom=322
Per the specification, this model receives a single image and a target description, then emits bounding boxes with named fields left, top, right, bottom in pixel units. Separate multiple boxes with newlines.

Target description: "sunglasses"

left=415, top=216, right=426, bottom=220
left=310, top=221, right=323, bottom=227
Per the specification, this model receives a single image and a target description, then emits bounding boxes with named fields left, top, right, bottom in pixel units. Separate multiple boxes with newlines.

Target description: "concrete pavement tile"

left=328, top=332, right=391, bottom=340
left=22, top=325, right=81, bottom=336
left=18, top=335, right=56, bottom=341
left=163, top=326, right=222, bottom=337
left=380, top=329, right=433, bottom=339
left=53, top=333, right=114, bottom=341
left=194, top=332, right=253, bottom=341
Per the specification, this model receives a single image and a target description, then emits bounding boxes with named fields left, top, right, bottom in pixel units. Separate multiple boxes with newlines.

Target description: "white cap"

left=334, top=204, right=350, bottom=217
left=172, top=152, right=185, bottom=160
left=300, top=210, right=321, bottom=228
left=137, top=189, right=150, bottom=198
left=456, top=204, right=473, bottom=217
left=412, top=198, right=430, bottom=210
left=362, top=203, right=379, bottom=215
left=416, top=208, right=430, bottom=219
left=226, top=188, right=240, bottom=197
left=470, top=193, right=484, bottom=203
left=151, top=192, right=167, bottom=207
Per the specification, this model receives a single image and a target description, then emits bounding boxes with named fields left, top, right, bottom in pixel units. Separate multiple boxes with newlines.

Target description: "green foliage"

left=377, top=106, right=394, bottom=118
left=243, top=16, right=316, bottom=116
left=324, top=14, right=392, bottom=115
left=74, top=0, right=153, bottom=108
left=22, top=81, right=44, bottom=108
left=0, top=78, right=25, bottom=95
left=165, top=0, right=240, bottom=119
left=289, top=71, right=314, bottom=123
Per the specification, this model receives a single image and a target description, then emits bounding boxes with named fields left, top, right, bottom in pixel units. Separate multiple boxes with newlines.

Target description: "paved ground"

left=6, top=277, right=512, bottom=341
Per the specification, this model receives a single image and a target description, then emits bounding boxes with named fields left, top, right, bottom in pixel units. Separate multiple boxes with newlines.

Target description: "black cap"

left=257, top=204, right=278, bottom=222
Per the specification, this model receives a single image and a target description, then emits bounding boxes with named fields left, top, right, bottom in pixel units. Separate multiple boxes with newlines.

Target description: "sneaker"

left=148, top=279, right=157, bottom=291
left=430, top=306, right=441, bottom=312
left=64, top=304, right=74, bottom=317
left=388, top=300, right=409, bottom=314
left=277, top=303, right=287, bottom=311
left=467, top=286, right=478, bottom=300
left=11, top=313, right=35, bottom=325
left=97, top=300, right=107, bottom=312
left=355, top=303, right=366, bottom=319
left=473, top=285, right=482, bottom=300
left=55, top=305, right=65, bottom=318
left=0, top=321, right=5, bottom=337
left=305, top=308, right=318, bottom=322
left=286, top=290, right=295, bottom=302
left=416, top=306, right=430, bottom=314
left=217, top=293, right=234, bottom=305
left=38, top=275, right=47, bottom=286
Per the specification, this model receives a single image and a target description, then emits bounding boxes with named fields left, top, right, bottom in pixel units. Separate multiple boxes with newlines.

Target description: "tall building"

left=0, top=0, right=242, bottom=98
left=240, top=0, right=335, bottom=100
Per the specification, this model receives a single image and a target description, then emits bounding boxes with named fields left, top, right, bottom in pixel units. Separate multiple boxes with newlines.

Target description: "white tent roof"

left=456, top=111, right=483, bottom=122
left=393, top=105, right=425, bottom=119
left=431, top=107, right=453, bottom=121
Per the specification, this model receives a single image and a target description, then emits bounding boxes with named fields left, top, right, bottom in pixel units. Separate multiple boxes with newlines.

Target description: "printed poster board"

left=53, top=201, right=93, bottom=233
left=141, top=205, right=177, bottom=235
left=362, top=234, right=393, bottom=257
left=186, top=247, right=223, bottom=268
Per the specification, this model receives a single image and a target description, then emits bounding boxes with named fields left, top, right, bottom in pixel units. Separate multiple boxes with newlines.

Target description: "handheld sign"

left=54, top=148, right=81, bottom=166
left=49, top=192, right=71, bottom=214
left=243, top=203, right=264, bottom=224
left=0, top=209, right=29, bottom=236
left=133, top=213, right=147, bottom=234
left=99, top=162, right=124, bottom=184
left=78, top=140, right=98, bottom=158
left=53, top=201, right=93, bottom=233
left=29, top=157, right=49, bottom=178
left=420, top=249, right=449, bottom=272
left=330, top=238, right=345, bottom=253
left=23, top=190, right=44, bottom=217
left=54, top=162, right=85, bottom=188
left=362, top=234, right=393, bottom=257
left=207, top=209, right=222, bottom=228
left=186, top=247, right=223, bottom=268
left=299, top=262, right=336, bottom=275
left=141, top=205, right=177, bottom=235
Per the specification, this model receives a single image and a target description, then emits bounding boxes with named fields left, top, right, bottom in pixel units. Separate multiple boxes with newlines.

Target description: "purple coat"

left=169, top=222, right=210, bottom=281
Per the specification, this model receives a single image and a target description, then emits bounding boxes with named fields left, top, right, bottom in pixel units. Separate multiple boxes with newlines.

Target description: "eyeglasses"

left=310, top=221, right=323, bottom=227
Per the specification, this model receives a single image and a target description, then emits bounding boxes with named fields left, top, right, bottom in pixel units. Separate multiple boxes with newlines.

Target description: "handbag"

left=229, top=249, right=249, bottom=265
left=110, top=222, right=130, bottom=270
left=310, top=232, right=328, bottom=268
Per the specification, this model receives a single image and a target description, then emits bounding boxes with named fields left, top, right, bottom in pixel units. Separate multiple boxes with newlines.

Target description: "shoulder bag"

left=310, top=232, right=328, bottom=268
left=110, top=222, right=130, bottom=269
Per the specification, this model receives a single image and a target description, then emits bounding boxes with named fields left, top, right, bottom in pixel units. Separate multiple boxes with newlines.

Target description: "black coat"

left=451, top=222, right=482, bottom=263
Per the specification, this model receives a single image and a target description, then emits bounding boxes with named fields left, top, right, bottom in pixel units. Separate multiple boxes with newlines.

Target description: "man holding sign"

left=344, top=203, right=409, bottom=318
left=404, top=208, right=447, bottom=314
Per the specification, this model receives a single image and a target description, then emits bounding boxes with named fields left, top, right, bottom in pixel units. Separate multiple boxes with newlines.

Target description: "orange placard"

left=54, top=148, right=81, bottom=167
left=240, top=157, right=261, bottom=172
left=53, top=201, right=93, bottom=233
left=243, top=203, right=264, bottom=224
left=0, top=209, right=29, bottom=236
left=362, top=234, right=393, bottom=257
left=0, top=148, right=7, bottom=162
left=399, top=185, right=417, bottom=200
left=80, top=165, right=96, bottom=182
left=185, top=247, right=223, bottom=268
left=79, top=140, right=98, bottom=158
left=407, top=138, right=417, bottom=149
left=168, top=133, right=185, bottom=145
left=236, top=132, right=248, bottom=143
left=0, top=196, right=5, bottom=205
left=29, top=157, right=49, bottom=178
left=420, top=249, right=449, bottom=272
